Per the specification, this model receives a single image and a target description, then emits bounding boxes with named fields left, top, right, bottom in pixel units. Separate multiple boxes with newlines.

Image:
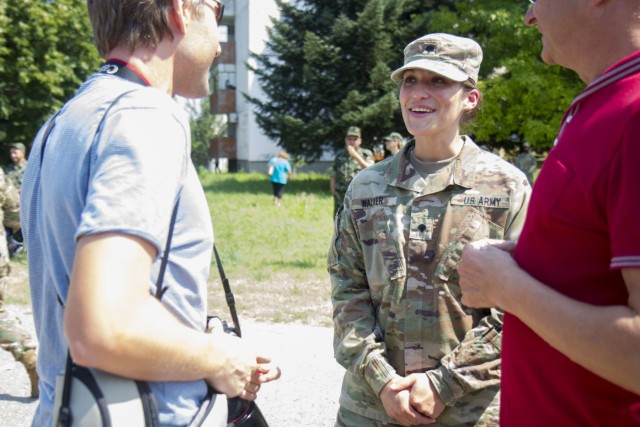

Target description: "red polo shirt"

left=502, top=51, right=640, bottom=426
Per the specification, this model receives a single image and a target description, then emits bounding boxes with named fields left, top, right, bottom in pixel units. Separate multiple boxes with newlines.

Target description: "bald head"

left=525, top=0, right=640, bottom=83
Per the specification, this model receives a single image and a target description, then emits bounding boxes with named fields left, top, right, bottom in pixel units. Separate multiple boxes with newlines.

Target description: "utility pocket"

left=435, top=208, right=503, bottom=283
left=352, top=201, right=406, bottom=284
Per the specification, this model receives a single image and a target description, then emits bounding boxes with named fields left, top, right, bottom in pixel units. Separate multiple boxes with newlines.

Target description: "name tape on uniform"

left=451, top=194, right=510, bottom=209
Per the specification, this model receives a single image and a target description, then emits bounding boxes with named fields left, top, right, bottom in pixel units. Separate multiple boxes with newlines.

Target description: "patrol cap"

left=384, top=132, right=403, bottom=142
left=346, top=126, right=361, bottom=138
left=390, top=33, right=483, bottom=84
left=9, top=142, right=26, bottom=152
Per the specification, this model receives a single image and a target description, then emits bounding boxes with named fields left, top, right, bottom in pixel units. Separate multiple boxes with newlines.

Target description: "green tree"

left=248, top=0, right=583, bottom=160
left=248, top=0, right=437, bottom=161
left=188, top=97, right=226, bottom=169
left=424, top=0, right=583, bottom=153
left=0, top=0, right=100, bottom=160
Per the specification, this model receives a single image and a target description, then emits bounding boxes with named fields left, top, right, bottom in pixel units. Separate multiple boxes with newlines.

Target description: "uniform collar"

left=385, top=136, right=479, bottom=194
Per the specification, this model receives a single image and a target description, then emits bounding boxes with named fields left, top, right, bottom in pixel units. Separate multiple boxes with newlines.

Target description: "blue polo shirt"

left=22, top=74, right=214, bottom=426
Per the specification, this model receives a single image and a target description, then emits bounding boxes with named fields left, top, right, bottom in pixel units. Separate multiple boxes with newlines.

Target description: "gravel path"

left=0, top=305, right=344, bottom=427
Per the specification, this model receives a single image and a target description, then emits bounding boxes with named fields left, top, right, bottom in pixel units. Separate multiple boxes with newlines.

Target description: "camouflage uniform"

left=0, top=169, right=38, bottom=397
left=332, top=147, right=374, bottom=214
left=328, top=139, right=531, bottom=426
left=514, top=152, right=536, bottom=185
left=5, top=161, right=27, bottom=191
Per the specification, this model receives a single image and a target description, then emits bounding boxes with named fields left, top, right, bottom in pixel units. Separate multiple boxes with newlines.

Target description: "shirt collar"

left=385, top=136, right=480, bottom=194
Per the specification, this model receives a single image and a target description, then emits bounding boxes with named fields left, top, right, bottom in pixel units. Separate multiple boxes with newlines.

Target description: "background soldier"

left=514, top=142, right=536, bottom=185
left=4, top=142, right=27, bottom=257
left=329, top=126, right=374, bottom=215
left=5, top=142, right=28, bottom=190
left=383, top=132, right=405, bottom=157
left=0, top=169, right=38, bottom=397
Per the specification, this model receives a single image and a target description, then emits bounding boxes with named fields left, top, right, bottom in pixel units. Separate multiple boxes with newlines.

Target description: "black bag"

left=227, top=397, right=268, bottom=427
left=212, top=245, right=270, bottom=427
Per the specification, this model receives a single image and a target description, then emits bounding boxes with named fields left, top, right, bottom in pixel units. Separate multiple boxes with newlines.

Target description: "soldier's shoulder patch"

left=451, top=193, right=510, bottom=208
left=352, top=196, right=397, bottom=209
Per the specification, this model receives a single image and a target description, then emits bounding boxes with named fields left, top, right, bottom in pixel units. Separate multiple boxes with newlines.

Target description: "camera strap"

left=212, top=245, right=241, bottom=337
left=99, top=59, right=151, bottom=87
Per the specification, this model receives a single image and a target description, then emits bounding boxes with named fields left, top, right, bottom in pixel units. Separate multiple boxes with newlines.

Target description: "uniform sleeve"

left=527, top=156, right=537, bottom=175
left=1, top=172, right=21, bottom=230
left=503, top=175, right=531, bottom=241
left=328, top=192, right=397, bottom=396
left=362, top=149, right=374, bottom=166
left=425, top=309, right=502, bottom=405
left=330, top=155, right=338, bottom=176
left=426, top=178, right=531, bottom=404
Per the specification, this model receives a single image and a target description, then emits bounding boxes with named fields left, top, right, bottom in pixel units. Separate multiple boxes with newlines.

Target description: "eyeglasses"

left=204, top=0, right=225, bottom=25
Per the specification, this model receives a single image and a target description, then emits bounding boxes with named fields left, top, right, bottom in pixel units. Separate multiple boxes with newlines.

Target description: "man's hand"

left=237, top=357, right=281, bottom=401
left=205, top=326, right=279, bottom=398
left=379, top=378, right=436, bottom=426
left=458, top=239, right=520, bottom=309
left=346, top=145, right=358, bottom=158
left=346, top=145, right=373, bottom=168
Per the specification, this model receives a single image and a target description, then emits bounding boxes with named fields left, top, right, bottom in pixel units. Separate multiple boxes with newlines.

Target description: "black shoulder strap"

left=38, top=111, right=62, bottom=168
left=213, top=245, right=241, bottom=337
left=154, top=197, right=181, bottom=301
left=55, top=353, right=74, bottom=427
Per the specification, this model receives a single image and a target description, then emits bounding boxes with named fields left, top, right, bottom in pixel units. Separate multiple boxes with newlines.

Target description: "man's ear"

left=170, top=0, right=190, bottom=35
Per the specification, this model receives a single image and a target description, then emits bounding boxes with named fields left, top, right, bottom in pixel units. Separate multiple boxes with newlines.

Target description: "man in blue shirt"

left=22, top=1, right=280, bottom=425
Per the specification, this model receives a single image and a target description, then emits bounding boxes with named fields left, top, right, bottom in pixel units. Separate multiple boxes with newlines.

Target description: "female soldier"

left=328, top=33, right=531, bottom=426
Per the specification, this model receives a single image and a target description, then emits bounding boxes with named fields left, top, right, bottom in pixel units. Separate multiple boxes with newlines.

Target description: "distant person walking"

left=268, top=151, right=292, bottom=207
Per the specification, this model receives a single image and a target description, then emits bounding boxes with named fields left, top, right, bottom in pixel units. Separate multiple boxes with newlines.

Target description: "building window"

left=217, top=63, right=236, bottom=90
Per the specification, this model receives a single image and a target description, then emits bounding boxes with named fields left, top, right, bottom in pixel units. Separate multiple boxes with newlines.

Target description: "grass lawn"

left=202, top=171, right=336, bottom=326
left=7, top=171, right=336, bottom=327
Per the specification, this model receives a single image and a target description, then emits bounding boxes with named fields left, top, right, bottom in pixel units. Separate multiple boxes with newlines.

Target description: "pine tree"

left=248, top=0, right=433, bottom=161
left=248, top=0, right=582, bottom=161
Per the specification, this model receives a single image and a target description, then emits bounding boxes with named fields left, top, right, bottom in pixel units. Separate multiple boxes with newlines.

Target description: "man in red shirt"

left=458, top=1, right=640, bottom=426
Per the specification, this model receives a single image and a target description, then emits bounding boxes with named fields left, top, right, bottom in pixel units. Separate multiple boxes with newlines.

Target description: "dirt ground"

left=0, top=304, right=345, bottom=427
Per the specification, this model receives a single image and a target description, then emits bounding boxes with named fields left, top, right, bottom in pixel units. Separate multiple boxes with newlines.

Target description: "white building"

left=209, top=0, right=331, bottom=173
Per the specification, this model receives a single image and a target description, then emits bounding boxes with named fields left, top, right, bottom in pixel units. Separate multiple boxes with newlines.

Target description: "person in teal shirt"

left=268, top=151, right=292, bottom=207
